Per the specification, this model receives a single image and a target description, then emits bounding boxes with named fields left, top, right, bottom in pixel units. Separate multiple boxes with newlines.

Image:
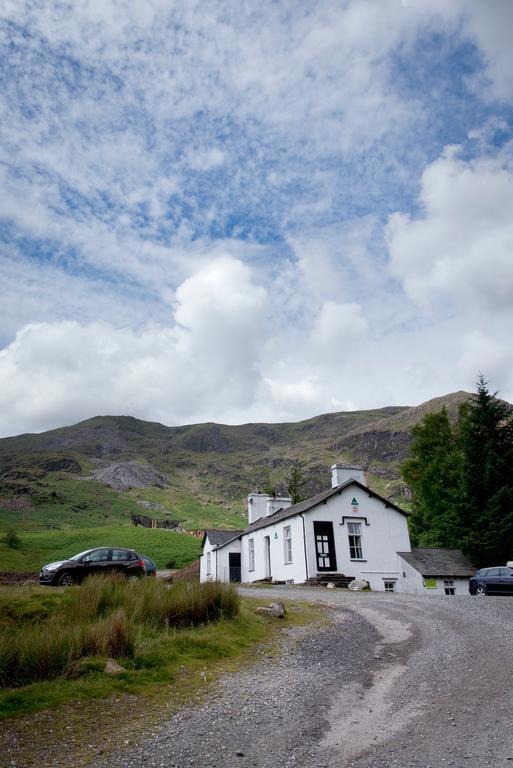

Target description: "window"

left=384, top=580, right=396, bottom=592
left=347, top=521, right=363, bottom=560
left=111, top=549, right=129, bottom=561
left=206, top=551, right=211, bottom=576
left=82, top=549, right=109, bottom=562
left=284, top=526, right=292, bottom=564
left=248, top=538, right=255, bottom=572
left=444, top=580, right=455, bottom=595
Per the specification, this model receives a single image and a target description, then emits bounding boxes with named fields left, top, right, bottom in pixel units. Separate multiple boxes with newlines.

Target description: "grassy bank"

left=0, top=525, right=202, bottom=571
left=0, top=581, right=325, bottom=768
left=0, top=577, right=239, bottom=700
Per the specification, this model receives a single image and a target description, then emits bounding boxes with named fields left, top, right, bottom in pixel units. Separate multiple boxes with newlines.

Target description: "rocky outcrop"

left=91, top=461, right=167, bottom=491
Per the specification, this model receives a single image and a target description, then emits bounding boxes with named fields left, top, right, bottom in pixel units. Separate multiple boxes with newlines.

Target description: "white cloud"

left=387, top=145, right=513, bottom=312
left=0, top=257, right=269, bottom=436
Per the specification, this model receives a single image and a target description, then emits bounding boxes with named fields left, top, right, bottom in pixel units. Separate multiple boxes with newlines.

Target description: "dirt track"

left=95, top=587, right=513, bottom=768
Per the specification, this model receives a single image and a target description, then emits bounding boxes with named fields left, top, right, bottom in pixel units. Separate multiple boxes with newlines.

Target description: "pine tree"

left=459, top=377, right=513, bottom=565
left=286, top=459, right=307, bottom=504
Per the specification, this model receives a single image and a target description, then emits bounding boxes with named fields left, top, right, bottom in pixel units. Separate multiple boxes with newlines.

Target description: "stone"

left=104, top=658, right=127, bottom=675
left=255, top=602, right=286, bottom=618
left=347, top=579, right=369, bottom=591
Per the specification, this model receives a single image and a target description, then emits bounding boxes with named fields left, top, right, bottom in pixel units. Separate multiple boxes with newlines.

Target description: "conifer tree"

left=459, top=376, right=513, bottom=565
left=286, top=459, right=307, bottom=504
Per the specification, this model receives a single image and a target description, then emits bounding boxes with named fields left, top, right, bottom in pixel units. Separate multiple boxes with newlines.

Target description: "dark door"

left=314, top=521, right=337, bottom=572
left=498, top=567, right=513, bottom=594
left=484, top=567, right=501, bottom=594
left=229, top=552, right=241, bottom=582
left=80, top=548, right=111, bottom=578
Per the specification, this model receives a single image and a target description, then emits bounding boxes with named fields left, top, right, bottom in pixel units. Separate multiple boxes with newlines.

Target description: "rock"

left=255, top=602, right=286, bottom=618
left=326, top=582, right=335, bottom=589
left=347, top=579, right=369, bottom=591
left=104, top=658, right=126, bottom=675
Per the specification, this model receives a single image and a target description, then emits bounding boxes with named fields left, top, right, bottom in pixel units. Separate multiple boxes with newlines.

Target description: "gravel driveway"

left=99, top=588, right=513, bottom=768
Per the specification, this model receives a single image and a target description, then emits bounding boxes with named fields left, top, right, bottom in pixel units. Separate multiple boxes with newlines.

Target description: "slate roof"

left=397, top=547, right=475, bottom=577
left=203, top=529, right=244, bottom=548
left=240, top=479, right=409, bottom=536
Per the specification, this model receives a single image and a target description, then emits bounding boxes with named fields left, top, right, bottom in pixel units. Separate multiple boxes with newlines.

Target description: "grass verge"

left=0, top=584, right=325, bottom=768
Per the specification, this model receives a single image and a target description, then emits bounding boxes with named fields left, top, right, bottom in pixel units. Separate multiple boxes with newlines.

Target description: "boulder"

left=104, top=658, right=127, bottom=675
left=347, top=579, right=369, bottom=591
left=255, top=601, right=286, bottom=618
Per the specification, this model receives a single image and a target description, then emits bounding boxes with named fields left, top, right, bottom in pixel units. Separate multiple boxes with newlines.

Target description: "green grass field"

left=0, top=525, right=202, bottom=571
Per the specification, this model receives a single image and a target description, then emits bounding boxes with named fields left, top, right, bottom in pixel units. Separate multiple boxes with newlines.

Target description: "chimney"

left=247, top=493, right=269, bottom=524
left=331, top=464, right=366, bottom=488
left=247, top=493, right=293, bottom=524
left=266, top=496, right=292, bottom=517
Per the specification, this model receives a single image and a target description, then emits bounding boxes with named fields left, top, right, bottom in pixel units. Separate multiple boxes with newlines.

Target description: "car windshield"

left=69, top=549, right=95, bottom=561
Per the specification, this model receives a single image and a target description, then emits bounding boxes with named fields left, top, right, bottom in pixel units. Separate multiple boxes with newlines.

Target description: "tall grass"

left=0, top=577, right=239, bottom=688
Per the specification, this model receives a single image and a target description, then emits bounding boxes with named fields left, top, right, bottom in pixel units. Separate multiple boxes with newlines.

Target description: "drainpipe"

left=300, top=514, right=309, bottom=581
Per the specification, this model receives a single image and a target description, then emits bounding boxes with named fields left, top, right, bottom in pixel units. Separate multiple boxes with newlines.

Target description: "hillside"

left=0, top=391, right=478, bottom=538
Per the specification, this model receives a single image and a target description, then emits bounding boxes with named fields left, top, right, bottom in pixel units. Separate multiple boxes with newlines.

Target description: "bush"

left=2, top=530, right=22, bottom=550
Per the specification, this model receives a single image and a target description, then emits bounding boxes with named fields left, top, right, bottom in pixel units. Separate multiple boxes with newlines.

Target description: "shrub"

left=2, top=530, right=22, bottom=550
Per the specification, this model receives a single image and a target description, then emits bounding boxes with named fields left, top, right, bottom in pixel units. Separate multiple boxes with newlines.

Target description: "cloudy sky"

left=1, top=1, right=513, bottom=437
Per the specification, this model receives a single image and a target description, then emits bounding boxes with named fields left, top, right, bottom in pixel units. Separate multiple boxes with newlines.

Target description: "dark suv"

left=39, top=547, right=146, bottom=586
left=469, top=566, right=513, bottom=596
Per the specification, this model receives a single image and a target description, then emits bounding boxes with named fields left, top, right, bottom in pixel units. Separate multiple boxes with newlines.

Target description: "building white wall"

left=302, top=486, right=411, bottom=592
left=240, top=515, right=307, bottom=584
left=215, top=539, right=241, bottom=583
left=398, top=557, right=469, bottom=595
left=200, top=535, right=241, bottom=582
left=200, top=535, right=218, bottom=582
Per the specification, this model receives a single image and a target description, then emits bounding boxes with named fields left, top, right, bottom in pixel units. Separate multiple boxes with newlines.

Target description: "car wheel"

left=475, top=584, right=487, bottom=596
left=126, top=573, right=140, bottom=582
left=58, top=572, right=75, bottom=587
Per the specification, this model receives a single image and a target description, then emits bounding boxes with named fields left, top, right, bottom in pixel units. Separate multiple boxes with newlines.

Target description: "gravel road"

left=99, top=588, right=513, bottom=768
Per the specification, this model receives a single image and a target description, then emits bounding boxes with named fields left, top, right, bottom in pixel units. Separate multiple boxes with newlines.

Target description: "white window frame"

left=284, top=525, right=293, bottom=564
left=443, top=579, right=455, bottom=595
left=206, top=551, right=211, bottom=576
left=347, top=521, right=364, bottom=560
left=383, top=579, right=396, bottom=592
left=248, top=538, right=255, bottom=572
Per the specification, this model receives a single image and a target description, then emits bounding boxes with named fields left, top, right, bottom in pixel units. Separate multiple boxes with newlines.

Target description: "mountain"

left=0, top=391, right=475, bottom=532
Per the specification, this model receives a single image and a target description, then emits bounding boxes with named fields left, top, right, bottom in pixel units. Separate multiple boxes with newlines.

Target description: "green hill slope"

left=0, top=392, right=478, bottom=546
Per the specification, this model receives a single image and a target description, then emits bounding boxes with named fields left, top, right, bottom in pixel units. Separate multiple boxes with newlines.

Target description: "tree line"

left=401, top=376, right=513, bottom=567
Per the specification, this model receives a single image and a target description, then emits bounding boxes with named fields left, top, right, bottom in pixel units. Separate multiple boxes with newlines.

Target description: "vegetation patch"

left=0, top=584, right=325, bottom=768
left=0, top=525, right=201, bottom=572
left=0, top=578, right=239, bottom=692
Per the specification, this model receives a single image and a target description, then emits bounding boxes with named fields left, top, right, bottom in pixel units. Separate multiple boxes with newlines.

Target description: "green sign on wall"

left=424, top=578, right=437, bottom=589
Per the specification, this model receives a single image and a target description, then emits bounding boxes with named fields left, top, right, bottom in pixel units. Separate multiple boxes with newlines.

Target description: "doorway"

left=228, top=552, right=241, bottom=582
left=313, top=521, right=337, bottom=571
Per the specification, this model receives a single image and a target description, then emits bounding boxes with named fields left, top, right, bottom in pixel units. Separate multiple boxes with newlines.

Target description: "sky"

left=1, top=0, right=513, bottom=437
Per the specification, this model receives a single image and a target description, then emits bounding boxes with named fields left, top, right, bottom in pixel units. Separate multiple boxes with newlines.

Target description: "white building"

left=200, top=465, right=475, bottom=594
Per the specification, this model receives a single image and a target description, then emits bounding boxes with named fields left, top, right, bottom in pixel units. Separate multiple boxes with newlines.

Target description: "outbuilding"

left=397, top=547, right=475, bottom=595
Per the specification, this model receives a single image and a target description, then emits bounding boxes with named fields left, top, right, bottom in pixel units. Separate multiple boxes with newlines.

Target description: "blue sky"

left=1, top=1, right=513, bottom=436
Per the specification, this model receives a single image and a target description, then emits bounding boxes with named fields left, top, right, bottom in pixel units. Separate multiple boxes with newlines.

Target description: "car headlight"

left=43, top=562, right=64, bottom=572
